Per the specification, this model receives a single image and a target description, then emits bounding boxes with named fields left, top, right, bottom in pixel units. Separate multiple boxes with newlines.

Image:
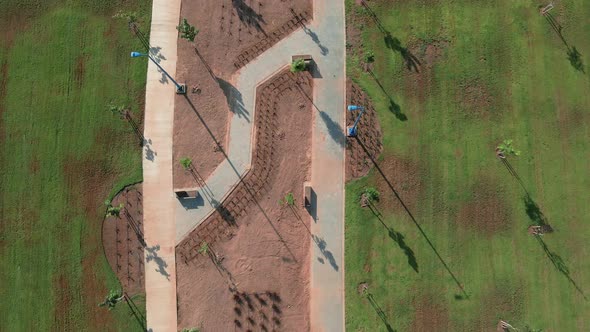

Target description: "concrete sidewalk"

left=308, top=1, right=347, bottom=331
left=142, top=0, right=180, bottom=331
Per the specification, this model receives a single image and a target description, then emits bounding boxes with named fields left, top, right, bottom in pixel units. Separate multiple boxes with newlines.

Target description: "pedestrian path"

left=308, top=1, right=346, bottom=330
left=142, top=0, right=180, bottom=331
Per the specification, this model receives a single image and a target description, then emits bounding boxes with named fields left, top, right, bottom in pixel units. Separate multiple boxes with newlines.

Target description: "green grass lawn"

left=345, top=0, right=590, bottom=331
left=0, top=1, right=151, bottom=330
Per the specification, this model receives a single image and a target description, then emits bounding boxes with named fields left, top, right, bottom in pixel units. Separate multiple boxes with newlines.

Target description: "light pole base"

left=347, top=126, right=357, bottom=137
left=176, top=84, right=187, bottom=94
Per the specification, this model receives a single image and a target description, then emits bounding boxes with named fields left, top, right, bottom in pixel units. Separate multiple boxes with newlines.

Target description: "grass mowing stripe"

left=346, top=0, right=590, bottom=330
left=0, top=2, right=150, bottom=330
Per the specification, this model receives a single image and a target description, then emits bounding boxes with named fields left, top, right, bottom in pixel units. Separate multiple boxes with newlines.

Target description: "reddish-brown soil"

left=102, top=184, right=145, bottom=295
left=173, top=0, right=312, bottom=189
left=346, top=81, right=383, bottom=181
left=467, top=284, right=524, bottom=331
left=455, top=78, right=493, bottom=119
left=456, top=178, right=512, bottom=236
left=176, top=69, right=313, bottom=331
left=369, top=153, right=423, bottom=214
left=410, top=295, right=451, bottom=332
left=52, top=271, right=74, bottom=330
left=402, top=38, right=449, bottom=106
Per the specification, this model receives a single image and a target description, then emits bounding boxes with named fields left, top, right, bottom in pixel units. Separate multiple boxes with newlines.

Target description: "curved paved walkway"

left=142, top=0, right=180, bottom=331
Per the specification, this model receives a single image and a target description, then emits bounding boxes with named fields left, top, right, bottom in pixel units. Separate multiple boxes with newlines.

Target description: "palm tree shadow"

left=367, top=69, right=407, bottom=121
left=318, top=110, right=346, bottom=148
left=231, top=0, right=266, bottom=34
left=288, top=75, right=345, bottom=148
left=544, top=12, right=585, bottom=73
left=523, top=197, right=586, bottom=299
left=388, top=99, right=407, bottom=121
left=366, top=292, right=396, bottom=332
left=287, top=205, right=339, bottom=271
left=355, top=136, right=468, bottom=298
left=367, top=201, right=418, bottom=273
left=359, top=0, right=420, bottom=72
left=145, top=244, right=170, bottom=280
left=567, top=46, right=585, bottom=73
left=384, top=33, right=421, bottom=73
left=216, top=77, right=250, bottom=122
left=535, top=235, right=587, bottom=300
left=523, top=195, right=551, bottom=228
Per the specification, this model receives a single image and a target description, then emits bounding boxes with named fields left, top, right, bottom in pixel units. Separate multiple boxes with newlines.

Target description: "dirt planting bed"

left=102, top=184, right=145, bottom=295
left=176, top=69, right=313, bottom=331
left=346, top=81, right=383, bottom=181
left=173, top=0, right=312, bottom=190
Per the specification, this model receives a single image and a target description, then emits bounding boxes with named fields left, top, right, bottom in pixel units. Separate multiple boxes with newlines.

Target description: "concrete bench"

left=175, top=189, right=199, bottom=199
left=304, top=185, right=312, bottom=208
left=292, top=54, right=312, bottom=63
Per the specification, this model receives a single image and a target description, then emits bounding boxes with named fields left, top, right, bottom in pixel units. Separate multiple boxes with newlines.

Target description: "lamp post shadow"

left=355, top=136, right=468, bottom=299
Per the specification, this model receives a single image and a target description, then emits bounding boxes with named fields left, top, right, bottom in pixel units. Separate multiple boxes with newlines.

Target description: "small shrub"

left=105, top=200, right=124, bottom=217
left=364, top=50, right=375, bottom=63
left=177, top=18, right=198, bottom=42
left=496, top=139, right=520, bottom=158
left=362, top=187, right=380, bottom=203
left=290, top=59, right=307, bottom=73
left=107, top=103, right=125, bottom=116
left=198, top=241, right=209, bottom=255
left=180, top=157, right=192, bottom=170
left=279, top=192, right=295, bottom=206
left=112, top=10, right=138, bottom=24
left=99, top=289, right=124, bottom=310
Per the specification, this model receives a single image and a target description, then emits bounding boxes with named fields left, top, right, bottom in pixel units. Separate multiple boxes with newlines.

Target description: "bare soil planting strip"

left=176, top=68, right=314, bottom=331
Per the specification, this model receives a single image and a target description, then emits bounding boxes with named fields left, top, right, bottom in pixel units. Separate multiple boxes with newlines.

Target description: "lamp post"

left=130, top=51, right=186, bottom=94
left=346, top=105, right=365, bottom=137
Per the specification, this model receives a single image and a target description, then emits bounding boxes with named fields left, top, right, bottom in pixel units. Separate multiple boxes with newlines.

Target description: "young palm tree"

left=99, top=289, right=125, bottom=310
left=290, top=59, right=307, bottom=73
left=198, top=241, right=209, bottom=255
left=279, top=192, right=295, bottom=206
left=177, top=18, right=199, bottom=42
left=104, top=199, right=124, bottom=217
left=496, top=139, right=521, bottom=159
left=363, top=187, right=380, bottom=202
left=112, top=10, right=138, bottom=25
left=180, top=157, right=193, bottom=171
left=107, top=103, right=125, bottom=117
left=365, top=50, right=375, bottom=63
